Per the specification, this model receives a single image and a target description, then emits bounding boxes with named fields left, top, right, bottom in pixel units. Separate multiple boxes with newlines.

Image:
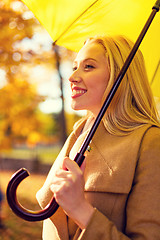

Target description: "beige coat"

left=37, top=119, right=160, bottom=240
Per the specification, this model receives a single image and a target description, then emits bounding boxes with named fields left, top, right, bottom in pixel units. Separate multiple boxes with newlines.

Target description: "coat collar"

left=69, top=119, right=153, bottom=194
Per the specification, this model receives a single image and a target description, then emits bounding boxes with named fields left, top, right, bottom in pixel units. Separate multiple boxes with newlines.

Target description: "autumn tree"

left=0, top=0, right=53, bottom=149
left=0, top=0, right=79, bottom=150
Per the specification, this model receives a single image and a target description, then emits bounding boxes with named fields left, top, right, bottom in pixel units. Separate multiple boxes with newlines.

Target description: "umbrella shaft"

left=153, top=0, right=160, bottom=11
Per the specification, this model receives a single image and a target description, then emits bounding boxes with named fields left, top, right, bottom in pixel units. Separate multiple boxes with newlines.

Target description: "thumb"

left=62, top=157, right=78, bottom=172
left=61, top=157, right=69, bottom=170
left=80, top=159, right=86, bottom=173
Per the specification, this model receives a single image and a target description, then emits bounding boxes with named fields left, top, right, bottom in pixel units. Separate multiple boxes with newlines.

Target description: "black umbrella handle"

left=6, top=1, right=160, bottom=222
left=6, top=168, right=59, bottom=221
left=6, top=153, right=84, bottom=221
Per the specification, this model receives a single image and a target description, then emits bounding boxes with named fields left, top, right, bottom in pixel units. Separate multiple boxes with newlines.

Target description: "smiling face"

left=69, top=41, right=110, bottom=116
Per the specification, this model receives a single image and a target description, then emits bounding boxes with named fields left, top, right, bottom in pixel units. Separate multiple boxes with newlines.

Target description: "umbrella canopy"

left=21, top=0, right=160, bottom=97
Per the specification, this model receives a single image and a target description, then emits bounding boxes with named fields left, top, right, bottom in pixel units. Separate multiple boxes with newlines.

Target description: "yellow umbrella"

left=21, top=0, right=160, bottom=97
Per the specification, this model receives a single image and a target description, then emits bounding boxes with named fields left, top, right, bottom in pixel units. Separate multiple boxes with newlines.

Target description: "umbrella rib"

left=150, top=59, right=160, bottom=85
left=53, top=0, right=99, bottom=45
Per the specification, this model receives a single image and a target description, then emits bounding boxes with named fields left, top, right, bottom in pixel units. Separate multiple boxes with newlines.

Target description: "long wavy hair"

left=84, top=35, right=160, bottom=135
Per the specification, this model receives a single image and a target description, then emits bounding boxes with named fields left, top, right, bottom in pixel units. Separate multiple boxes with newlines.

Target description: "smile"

left=71, top=89, right=87, bottom=98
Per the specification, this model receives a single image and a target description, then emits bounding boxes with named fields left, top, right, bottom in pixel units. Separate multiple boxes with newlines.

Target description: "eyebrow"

left=73, top=58, right=98, bottom=64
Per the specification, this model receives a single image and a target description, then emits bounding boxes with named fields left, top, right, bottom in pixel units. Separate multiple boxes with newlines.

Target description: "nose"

left=69, top=70, right=82, bottom=83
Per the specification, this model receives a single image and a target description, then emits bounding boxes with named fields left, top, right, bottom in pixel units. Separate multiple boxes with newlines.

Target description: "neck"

left=81, top=116, right=95, bottom=134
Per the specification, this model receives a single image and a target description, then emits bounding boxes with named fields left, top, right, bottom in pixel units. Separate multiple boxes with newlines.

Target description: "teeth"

left=72, top=89, right=86, bottom=94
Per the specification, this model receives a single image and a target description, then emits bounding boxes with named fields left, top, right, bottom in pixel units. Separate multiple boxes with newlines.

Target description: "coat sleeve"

left=36, top=134, right=75, bottom=240
left=36, top=132, right=75, bottom=209
left=75, top=127, right=160, bottom=240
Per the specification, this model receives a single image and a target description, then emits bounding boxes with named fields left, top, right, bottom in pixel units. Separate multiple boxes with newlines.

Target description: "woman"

left=37, top=35, right=160, bottom=239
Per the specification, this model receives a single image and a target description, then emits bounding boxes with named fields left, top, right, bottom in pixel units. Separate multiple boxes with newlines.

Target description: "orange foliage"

left=0, top=79, right=44, bottom=149
left=0, top=0, right=78, bottom=150
left=0, top=0, right=50, bottom=149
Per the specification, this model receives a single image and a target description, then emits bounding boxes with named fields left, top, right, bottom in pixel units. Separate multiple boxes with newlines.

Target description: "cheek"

left=95, top=75, right=109, bottom=96
left=86, top=70, right=109, bottom=98
left=88, top=85, right=106, bottom=105
left=96, top=83, right=109, bottom=103
left=101, top=72, right=110, bottom=94
left=96, top=88, right=106, bottom=101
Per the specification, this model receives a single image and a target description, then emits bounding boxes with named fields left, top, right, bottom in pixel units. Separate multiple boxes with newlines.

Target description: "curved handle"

left=6, top=153, right=85, bottom=221
left=6, top=168, right=59, bottom=222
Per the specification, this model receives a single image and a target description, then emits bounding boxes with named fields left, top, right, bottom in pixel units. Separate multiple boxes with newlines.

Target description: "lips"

left=71, top=87, right=87, bottom=98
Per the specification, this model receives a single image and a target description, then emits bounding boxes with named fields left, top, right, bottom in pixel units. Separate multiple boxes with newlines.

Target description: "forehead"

left=74, top=42, right=106, bottom=63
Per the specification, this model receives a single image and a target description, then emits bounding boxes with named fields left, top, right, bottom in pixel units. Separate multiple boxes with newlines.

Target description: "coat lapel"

left=83, top=122, right=152, bottom=194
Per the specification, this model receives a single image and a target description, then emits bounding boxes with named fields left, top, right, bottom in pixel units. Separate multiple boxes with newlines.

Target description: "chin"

left=71, top=103, right=85, bottom=111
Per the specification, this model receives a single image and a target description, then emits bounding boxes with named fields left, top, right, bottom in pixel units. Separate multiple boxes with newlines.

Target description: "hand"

left=50, top=157, right=94, bottom=229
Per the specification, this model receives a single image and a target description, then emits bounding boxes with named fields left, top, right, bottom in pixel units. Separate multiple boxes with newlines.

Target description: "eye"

left=85, top=64, right=95, bottom=70
left=72, top=66, right=77, bottom=71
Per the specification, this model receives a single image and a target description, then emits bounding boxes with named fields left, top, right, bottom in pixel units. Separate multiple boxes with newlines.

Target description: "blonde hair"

left=85, top=35, right=160, bottom=135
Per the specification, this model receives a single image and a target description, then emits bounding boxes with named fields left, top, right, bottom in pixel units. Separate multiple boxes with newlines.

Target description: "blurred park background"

left=0, top=0, right=83, bottom=239
left=0, top=0, right=160, bottom=239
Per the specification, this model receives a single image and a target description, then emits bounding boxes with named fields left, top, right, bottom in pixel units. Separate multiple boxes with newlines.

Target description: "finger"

left=50, top=178, right=69, bottom=193
left=51, top=177, right=64, bottom=186
left=50, top=183, right=63, bottom=197
left=50, top=184, right=55, bottom=193
left=80, top=159, right=86, bottom=173
left=55, top=169, right=70, bottom=178
left=62, top=157, right=81, bottom=174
